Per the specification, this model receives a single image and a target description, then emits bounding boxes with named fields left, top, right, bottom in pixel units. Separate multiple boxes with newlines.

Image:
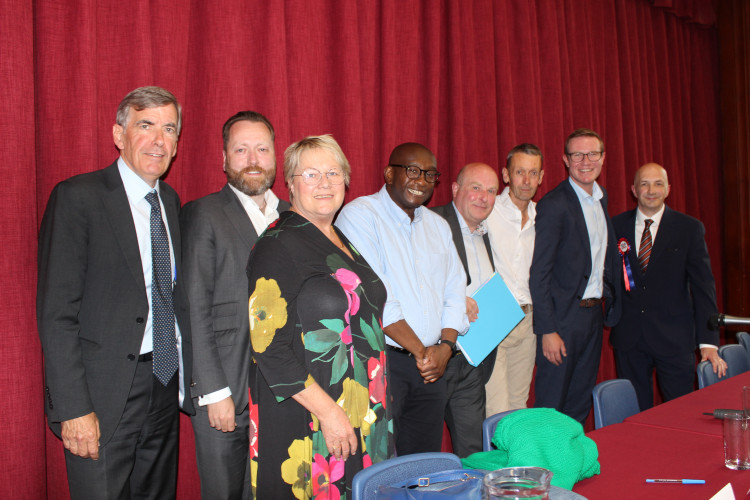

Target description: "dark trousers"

left=387, top=350, right=447, bottom=456
left=443, top=353, right=485, bottom=457
left=65, top=360, right=179, bottom=500
left=614, top=346, right=695, bottom=411
left=533, top=305, right=603, bottom=424
left=191, top=402, right=251, bottom=500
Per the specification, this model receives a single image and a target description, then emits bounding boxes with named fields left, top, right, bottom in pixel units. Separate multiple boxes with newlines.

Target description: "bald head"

left=632, top=162, right=670, bottom=216
left=388, top=142, right=436, bottom=166
left=452, top=162, right=499, bottom=231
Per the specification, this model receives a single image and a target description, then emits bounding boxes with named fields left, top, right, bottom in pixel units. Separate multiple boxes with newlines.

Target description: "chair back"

left=719, top=344, right=750, bottom=378
left=697, top=360, right=721, bottom=389
left=736, top=332, right=750, bottom=355
left=482, top=409, right=519, bottom=451
left=592, top=379, right=640, bottom=429
left=351, top=452, right=462, bottom=500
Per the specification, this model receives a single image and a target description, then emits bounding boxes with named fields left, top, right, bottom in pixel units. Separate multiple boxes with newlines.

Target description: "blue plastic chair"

left=592, top=379, right=640, bottom=429
left=481, top=409, right=519, bottom=451
left=719, top=344, right=750, bottom=378
left=697, top=360, right=721, bottom=389
left=351, top=452, right=462, bottom=500
left=736, top=332, right=750, bottom=356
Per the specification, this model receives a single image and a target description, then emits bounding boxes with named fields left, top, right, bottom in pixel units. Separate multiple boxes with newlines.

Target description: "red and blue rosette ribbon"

left=618, top=237, right=635, bottom=291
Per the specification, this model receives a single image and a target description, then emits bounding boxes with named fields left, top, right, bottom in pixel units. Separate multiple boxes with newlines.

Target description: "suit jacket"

left=431, top=203, right=496, bottom=382
left=529, top=179, right=621, bottom=337
left=37, top=161, right=194, bottom=445
left=610, top=206, right=718, bottom=354
left=180, top=184, right=290, bottom=411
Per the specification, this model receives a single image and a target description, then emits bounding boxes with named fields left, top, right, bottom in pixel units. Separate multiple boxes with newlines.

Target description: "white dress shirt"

left=569, top=179, right=607, bottom=300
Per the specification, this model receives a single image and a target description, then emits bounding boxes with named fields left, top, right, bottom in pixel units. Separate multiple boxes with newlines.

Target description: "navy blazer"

left=610, top=206, right=718, bottom=354
left=37, top=162, right=194, bottom=444
left=529, top=179, right=621, bottom=337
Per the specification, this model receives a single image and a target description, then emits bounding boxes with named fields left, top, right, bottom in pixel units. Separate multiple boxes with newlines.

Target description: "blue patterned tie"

left=146, top=191, right=179, bottom=386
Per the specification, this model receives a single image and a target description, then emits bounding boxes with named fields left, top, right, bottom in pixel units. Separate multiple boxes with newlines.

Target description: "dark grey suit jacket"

left=529, top=179, right=621, bottom=337
left=432, top=202, right=497, bottom=382
left=37, top=161, right=194, bottom=444
left=180, top=184, right=289, bottom=411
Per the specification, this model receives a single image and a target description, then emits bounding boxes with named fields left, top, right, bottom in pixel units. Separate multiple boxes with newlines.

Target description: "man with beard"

left=336, top=143, right=468, bottom=455
left=181, top=111, right=289, bottom=499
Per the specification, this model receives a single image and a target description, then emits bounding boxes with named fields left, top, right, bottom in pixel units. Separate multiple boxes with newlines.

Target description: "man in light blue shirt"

left=336, top=143, right=469, bottom=455
left=529, top=129, right=620, bottom=424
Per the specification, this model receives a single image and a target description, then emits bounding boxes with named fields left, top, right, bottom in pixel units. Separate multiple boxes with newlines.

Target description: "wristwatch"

left=437, top=338, right=457, bottom=355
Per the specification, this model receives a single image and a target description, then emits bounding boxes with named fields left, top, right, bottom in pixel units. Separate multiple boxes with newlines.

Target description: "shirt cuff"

left=699, top=344, right=718, bottom=350
left=197, top=387, right=232, bottom=406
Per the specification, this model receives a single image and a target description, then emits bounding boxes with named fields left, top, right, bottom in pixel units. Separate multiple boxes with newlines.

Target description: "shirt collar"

left=228, top=183, right=280, bottom=213
left=497, top=186, right=536, bottom=224
left=377, top=185, right=424, bottom=225
left=118, top=156, right=159, bottom=203
left=569, top=177, right=603, bottom=203
left=636, top=204, right=665, bottom=225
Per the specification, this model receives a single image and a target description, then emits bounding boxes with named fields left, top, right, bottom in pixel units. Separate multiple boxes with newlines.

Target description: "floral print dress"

left=247, top=211, right=393, bottom=499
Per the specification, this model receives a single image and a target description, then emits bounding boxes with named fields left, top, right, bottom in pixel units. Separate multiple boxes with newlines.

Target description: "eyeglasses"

left=388, top=164, right=441, bottom=183
left=567, top=151, right=603, bottom=163
left=291, top=168, right=345, bottom=185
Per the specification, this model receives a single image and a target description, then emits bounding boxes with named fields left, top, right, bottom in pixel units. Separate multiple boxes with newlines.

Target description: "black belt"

left=579, top=298, right=602, bottom=308
left=386, top=345, right=413, bottom=356
left=138, top=352, right=153, bottom=362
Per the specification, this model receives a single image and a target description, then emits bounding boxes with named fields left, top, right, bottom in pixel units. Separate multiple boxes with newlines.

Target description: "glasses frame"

left=566, top=151, right=603, bottom=163
left=388, top=163, right=441, bottom=183
left=291, top=167, right=346, bottom=186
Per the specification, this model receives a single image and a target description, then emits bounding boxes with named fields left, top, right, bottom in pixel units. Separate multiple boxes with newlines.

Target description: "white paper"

left=708, top=482, right=735, bottom=500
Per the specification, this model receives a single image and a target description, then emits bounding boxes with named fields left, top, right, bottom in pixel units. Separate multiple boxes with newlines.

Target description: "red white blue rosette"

left=618, top=237, right=635, bottom=291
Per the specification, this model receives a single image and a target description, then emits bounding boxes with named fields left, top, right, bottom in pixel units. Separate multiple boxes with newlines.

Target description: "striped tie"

left=638, top=219, right=654, bottom=273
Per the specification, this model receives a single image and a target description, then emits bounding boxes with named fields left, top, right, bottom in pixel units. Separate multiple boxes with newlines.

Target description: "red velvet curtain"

left=1, top=0, right=720, bottom=497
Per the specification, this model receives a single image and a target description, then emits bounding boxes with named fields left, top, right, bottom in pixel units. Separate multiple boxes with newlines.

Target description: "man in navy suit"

left=37, top=86, right=193, bottom=499
left=611, top=162, right=726, bottom=410
left=529, top=128, right=620, bottom=424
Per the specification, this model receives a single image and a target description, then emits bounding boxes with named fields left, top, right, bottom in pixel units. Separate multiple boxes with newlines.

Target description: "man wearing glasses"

left=529, top=129, right=620, bottom=425
left=336, top=143, right=468, bottom=455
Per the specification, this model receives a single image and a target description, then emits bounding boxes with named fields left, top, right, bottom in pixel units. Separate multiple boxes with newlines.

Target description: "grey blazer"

left=180, top=184, right=289, bottom=411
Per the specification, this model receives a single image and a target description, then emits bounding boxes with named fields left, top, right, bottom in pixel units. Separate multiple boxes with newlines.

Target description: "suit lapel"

left=444, top=205, right=471, bottom=285
left=482, top=233, right=495, bottom=271
left=563, top=181, right=592, bottom=269
left=161, top=186, right=181, bottom=269
left=648, top=206, right=673, bottom=266
left=101, top=163, right=147, bottom=291
left=221, top=185, right=258, bottom=251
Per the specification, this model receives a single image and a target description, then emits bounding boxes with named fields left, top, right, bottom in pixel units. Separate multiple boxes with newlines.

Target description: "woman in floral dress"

left=247, top=135, right=393, bottom=499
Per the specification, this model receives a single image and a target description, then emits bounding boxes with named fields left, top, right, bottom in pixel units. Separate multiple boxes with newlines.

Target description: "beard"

left=225, top=165, right=275, bottom=197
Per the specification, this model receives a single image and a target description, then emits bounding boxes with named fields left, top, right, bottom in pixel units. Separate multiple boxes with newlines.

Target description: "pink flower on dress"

left=333, top=268, right=361, bottom=324
left=311, top=453, right=344, bottom=499
left=248, top=395, right=259, bottom=459
left=368, top=351, right=387, bottom=407
left=362, top=453, right=373, bottom=469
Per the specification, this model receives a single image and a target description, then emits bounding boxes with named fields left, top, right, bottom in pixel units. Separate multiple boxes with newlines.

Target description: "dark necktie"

left=638, top=219, right=654, bottom=273
left=146, top=191, right=179, bottom=386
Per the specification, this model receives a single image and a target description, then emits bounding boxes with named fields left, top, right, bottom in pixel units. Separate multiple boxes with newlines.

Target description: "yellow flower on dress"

left=281, top=436, right=313, bottom=500
left=248, top=278, right=288, bottom=353
left=336, top=377, right=370, bottom=429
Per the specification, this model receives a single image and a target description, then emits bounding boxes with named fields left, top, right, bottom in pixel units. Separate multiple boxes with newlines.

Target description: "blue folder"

left=457, top=272, right=525, bottom=367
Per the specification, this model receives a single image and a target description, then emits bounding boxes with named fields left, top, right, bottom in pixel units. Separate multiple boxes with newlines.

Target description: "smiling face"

left=632, top=163, right=670, bottom=217
left=223, top=120, right=276, bottom=197
left=289, top=148, right=346, bottom=226
left=452, top=163, right=499, bottom=231
left=113, top=104, right=179, bottom=187
left=385, top=144, right=437, bottom=219
left=563, top=136, right=604, bottom=194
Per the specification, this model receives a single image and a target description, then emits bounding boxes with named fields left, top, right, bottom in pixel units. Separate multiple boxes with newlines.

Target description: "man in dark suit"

left=37, top=86, right=194, bottom=499
left=432, top=162, right=498, bottom=457
left=181, top=111, right=289, bottom=499
left=530, top=128, right=620, bottom=424
left=611, top=162, right=726, bottom=410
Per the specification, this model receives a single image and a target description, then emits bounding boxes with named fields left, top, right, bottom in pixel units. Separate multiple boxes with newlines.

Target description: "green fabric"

left=461, top=408, right=600, bottom=489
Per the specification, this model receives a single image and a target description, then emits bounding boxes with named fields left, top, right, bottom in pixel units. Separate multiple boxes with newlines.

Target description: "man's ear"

left=384, top=165, right=394, bottom=185
left=113, top=124, right=124, bottom=150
